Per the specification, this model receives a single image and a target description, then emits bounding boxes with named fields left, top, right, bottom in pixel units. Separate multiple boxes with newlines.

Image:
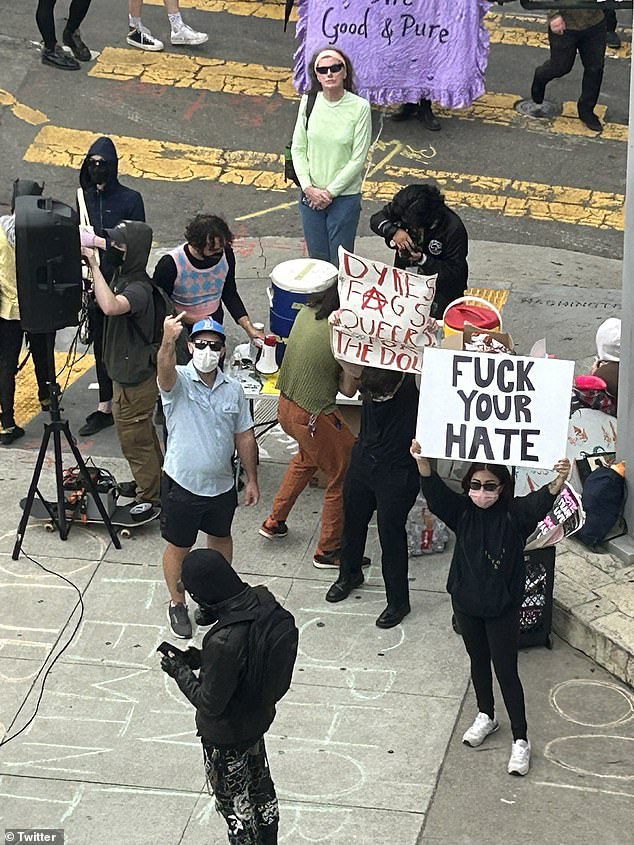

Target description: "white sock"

left=129, top=15, right=142, bottom=30
left=168, top=12, right=183, bottom=30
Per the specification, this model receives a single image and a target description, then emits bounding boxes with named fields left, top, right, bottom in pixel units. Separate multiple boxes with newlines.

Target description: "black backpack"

left=214, top=595, right=298, bottom=707
left=132, top=281, right=191, bottom=365
left=575, top=467, right=626, bottom=548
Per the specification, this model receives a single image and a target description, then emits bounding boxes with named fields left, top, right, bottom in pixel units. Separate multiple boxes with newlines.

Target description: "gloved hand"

left=80, top=226, right=97, bottom=248
left=161, top=653, right=186, bottom=678
left=181, top=647, right=202, bottom=670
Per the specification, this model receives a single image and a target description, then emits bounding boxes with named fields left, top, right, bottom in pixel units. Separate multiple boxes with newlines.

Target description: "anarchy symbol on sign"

left=361, top=286, right=388, bottom=316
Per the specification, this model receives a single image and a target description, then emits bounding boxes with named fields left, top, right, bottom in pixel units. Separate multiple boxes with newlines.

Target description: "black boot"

left=41, top=44, right=80, bottom=70
left=62, top=27, right=92, bottom=62
left=391, top=102, right=418, bottom=122
left=418, top=99, right=440, bottom=131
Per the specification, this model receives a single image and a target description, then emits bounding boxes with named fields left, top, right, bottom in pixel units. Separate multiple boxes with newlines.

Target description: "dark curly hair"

left=308, top=47, right=356, bottom=94
left=185, top=214, right=233, bottom=253
left=402, top=184, right=446, bottom=230
left=308, top=283, right=340, bottom=321
left=461, top=463, right=514, bottom=503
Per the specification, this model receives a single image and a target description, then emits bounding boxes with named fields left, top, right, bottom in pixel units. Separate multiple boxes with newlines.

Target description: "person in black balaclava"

left=160, top=549, right=282, bottom=845
left=0, top=179, right=56, bottom=445
left=370, top=183, right=468, bottom=319
left=78, top=136, right=145, bottom=438
left=82, top=220, right=162, bottom=514
left=325, top=365, right=421, bottom=628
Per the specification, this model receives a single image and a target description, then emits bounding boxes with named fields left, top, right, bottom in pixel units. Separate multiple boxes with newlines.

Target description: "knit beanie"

left=596, top=318, right=621, bottom=362
left=181, top=549, right=246, bottom=605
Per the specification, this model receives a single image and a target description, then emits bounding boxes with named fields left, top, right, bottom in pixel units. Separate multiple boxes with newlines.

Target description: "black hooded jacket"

left=370, top=185, right=468, bottom=318
left=170, top=585, right=280, bottom=747
left=420, top=472, right=556, bottom=618
left=79, top=137, right=145, bottom=280
left=102, top=221, right=155, bottom=386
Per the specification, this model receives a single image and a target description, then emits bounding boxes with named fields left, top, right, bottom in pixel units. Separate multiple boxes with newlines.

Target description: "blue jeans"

left=299, top=193, right=362, bottom=265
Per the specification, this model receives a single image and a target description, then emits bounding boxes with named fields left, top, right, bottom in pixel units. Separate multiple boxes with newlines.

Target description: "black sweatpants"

left=339, top=451, right=420, bottom=609
left=452, top=601, right=528, bottom=741
left=0, top=320, right=55, bottom=428
left=36, top=0, right=93, bottom=49
left=202, top=737, right=279, bottom=845
left=532, top=19, right=606, bottom=117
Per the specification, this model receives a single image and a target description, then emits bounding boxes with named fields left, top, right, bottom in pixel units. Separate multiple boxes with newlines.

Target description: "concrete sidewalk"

left=1, top=235, right=632, bottom=843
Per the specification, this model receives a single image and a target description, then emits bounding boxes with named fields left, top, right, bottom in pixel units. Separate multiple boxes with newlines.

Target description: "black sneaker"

left=126, top=27, right=164, bottom=51
left=606, top=30, right=621, bottom=49
left=0, top=425, right=25, bottom=445
left=579, top=110, right=603, bottom=133
left=167, top=602, right=192, bottom=639
left=41, top=45, right=80, bottom=70
left=78, top=410, right=114, bottom=436
left=62, top=27, right=91, bottom=61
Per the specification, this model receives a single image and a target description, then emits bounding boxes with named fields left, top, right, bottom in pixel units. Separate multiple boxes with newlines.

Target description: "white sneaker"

left=170, top=23, right=208, bottom=46
left=508, top=739, right=531, bottom=776
left=127, top=26, right=164, bottom=51
left=462, top=712, right=499, bottom=747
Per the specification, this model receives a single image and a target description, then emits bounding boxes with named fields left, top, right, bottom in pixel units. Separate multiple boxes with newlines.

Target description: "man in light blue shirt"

left=158, top=315, right=259, bottom=638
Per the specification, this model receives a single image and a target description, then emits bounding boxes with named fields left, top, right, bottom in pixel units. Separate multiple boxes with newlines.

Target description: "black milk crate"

left=519, top=547, right=555, bottom=649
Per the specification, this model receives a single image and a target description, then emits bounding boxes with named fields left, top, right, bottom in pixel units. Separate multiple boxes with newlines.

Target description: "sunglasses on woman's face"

left=469, top=480, right=501, bottom=492
left=316, top=62, right=344, bottom=75
left=192, top=339, right=224, bottom=351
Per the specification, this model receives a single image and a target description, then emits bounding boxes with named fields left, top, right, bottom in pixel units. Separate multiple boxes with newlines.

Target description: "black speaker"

left=15, top=196, right=82, bottom=334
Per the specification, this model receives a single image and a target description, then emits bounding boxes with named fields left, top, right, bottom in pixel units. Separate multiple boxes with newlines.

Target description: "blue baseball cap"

left=190, top=318, right=226, bottom=339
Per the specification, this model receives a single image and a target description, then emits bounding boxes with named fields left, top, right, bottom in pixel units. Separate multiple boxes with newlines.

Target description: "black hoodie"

left=79, top=137, right=145, bottom=279
left=102, top=221, right=155, bottom=386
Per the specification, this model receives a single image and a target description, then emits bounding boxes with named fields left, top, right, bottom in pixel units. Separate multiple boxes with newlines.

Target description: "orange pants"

left=271, top=396, right=355, bottom=551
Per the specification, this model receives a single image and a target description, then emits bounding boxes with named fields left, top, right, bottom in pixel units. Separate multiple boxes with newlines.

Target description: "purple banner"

left=294, top=0, right=492, bottom=108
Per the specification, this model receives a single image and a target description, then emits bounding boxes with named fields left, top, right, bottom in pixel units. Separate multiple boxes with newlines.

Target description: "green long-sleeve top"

left=291, top=91, right=372, bottom=197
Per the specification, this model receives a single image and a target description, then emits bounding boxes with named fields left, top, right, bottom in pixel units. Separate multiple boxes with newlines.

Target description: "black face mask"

left=88, top=160, right=109, bottom=185
left=105, top=245, right=125, bottom=268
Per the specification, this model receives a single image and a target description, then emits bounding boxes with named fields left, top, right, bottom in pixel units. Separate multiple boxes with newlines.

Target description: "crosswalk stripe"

left=142, top=0, right=631, bottom=58
left=0, top=88, right=48, bottom=126
left=23, top=125, right=625, bottom=232
left=89, top=48, right=627, bottom=143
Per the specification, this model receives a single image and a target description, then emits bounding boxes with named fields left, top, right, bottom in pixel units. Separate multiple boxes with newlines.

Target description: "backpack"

left=575, top=466, right=626, bottom=548
left=131, top=281, right=190, bottom=365
left=284, top=92, right=317, bottom=186
left=214, top=595, right=298, bottom=707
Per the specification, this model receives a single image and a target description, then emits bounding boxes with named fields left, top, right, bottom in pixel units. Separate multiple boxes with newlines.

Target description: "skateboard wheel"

left=45, top=522, right=55, bottom=532
left=120, top=528, right=131, bottom=538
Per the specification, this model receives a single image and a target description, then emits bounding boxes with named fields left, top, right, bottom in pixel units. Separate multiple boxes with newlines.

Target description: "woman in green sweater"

left=259, top=284, right=359, bottom=568
left=291, top=47, right=372, bottom=265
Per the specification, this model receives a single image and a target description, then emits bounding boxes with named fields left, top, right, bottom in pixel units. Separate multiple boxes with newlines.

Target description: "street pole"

left=612, top=8, right=634, bottom=563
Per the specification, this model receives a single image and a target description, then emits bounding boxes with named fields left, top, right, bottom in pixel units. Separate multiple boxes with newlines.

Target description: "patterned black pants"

left=202, top=737, right=279, bottom=844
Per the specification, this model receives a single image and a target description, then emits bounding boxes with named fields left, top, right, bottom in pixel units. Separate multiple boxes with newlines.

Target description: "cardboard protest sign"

left=332, top=247, right=437, bottom=374
left=416, top=348, right=575, bottom=468
left=294, top=0, right=491, bottom=108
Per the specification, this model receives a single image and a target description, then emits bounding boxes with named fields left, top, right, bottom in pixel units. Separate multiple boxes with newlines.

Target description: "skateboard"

left=20, top=497, right=160, bottom=538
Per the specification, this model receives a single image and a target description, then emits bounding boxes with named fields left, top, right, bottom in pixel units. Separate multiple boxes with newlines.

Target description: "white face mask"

left=192, top=347, right=220, bottom=373
left=468, top=489, right=501, bottom=509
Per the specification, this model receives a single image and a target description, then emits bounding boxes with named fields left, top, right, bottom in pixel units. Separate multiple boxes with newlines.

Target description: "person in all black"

left=605, top=9, right=621, bottom=50
left=325, top=366, right=420, bottom=628
left=36, top=0, right=93, bottom=69
left=78, top=136, right=146, bottom=437
left=152, top=214, right=264, bottom=345
left=410, top=443, right=570, bottom=776
left=370, top=184, right=468, bottom=319
left=160, top=550, right=284, bottom=845
left=391, top=98, right=440, bottom=132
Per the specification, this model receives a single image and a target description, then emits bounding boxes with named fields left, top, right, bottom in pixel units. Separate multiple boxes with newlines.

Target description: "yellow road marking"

left=15, top=352, right=95, bottom=428
left=0, top=89, right=48, bottom=126
left=236, top=201, right=297, bottom=220
left=89, top=49, right=628, bottom=143
left=24, top=125, right=625, bottom=232
left=143, top=0, right=630, bottom=58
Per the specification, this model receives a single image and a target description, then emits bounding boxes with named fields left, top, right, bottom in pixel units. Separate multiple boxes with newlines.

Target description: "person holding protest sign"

left=370, top=184, right=468, bottom=318
left=259, top=284, right=360, bottom=568
left=325, top=366, right=420, bottom=628
left=290, top=48, right=372, bottom=265
left=410, top=442, right=570, bottom=776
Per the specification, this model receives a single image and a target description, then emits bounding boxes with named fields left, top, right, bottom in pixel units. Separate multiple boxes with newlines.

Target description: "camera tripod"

left=13, top=345, right=121, bottom=559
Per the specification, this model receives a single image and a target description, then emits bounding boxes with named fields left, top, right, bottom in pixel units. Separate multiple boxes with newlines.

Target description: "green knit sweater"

left=276, top=305, right=341, bottom=415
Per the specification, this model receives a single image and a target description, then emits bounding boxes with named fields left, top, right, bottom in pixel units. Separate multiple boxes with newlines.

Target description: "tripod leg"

left=61, top=423, right=122, bottom=550
left=12, top=424, right=54, bottom=560
left=52, top=424, right=70, bottom=541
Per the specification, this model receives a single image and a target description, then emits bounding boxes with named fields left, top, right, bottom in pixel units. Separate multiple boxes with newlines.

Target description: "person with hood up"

left=83, top=220, right=162, bottom=515
left=78, top=136, right=146, bottom=438
left=370, top=183, right=468, bottom=319
left=0, top=178, right=56, bottom=445
left=410, top=442, right=570, bottom=777
left=159, top=549, right=286, bottom=844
